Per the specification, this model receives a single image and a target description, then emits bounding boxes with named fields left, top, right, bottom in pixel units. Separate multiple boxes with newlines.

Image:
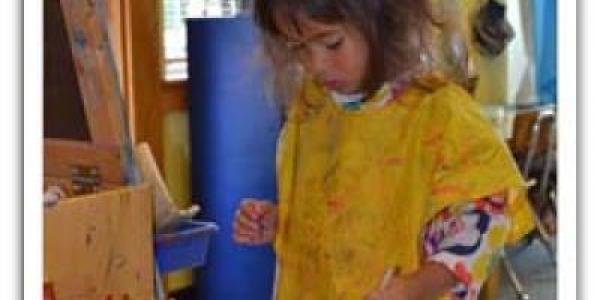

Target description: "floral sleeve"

left=423, top=193, right=510, bottom=300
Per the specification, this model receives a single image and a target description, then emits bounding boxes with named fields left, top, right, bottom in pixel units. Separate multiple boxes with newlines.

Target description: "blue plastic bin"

left=154, top=220, right=219, bottom=274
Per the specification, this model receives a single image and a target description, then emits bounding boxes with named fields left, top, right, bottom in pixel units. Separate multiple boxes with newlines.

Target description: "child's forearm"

left=407, top=262, right=457, bottom=300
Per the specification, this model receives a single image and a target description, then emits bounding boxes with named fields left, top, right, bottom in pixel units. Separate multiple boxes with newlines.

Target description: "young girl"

left=233, top=0, right=533, bottom=299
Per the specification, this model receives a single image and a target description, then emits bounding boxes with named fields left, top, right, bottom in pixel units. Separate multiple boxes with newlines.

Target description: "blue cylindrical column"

left=187, top=16, right=281, bottom=300
left=533, top=0, right=556, bottom=103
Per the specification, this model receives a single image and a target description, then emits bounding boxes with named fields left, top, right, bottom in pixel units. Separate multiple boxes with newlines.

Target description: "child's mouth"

left=323, top=79, right=342, bottom=91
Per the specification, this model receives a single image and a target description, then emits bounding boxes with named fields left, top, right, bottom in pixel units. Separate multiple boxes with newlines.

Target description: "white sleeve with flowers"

left=423, top=194, right=510, bottom=300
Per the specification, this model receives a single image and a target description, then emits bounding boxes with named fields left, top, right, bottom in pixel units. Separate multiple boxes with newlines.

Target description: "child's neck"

left=330, top=90, right=366, bottom=104
left=328, top=74, right=414, bottom=110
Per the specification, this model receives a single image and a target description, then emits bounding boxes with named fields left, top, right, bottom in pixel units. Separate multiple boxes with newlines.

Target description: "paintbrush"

left=379, top=266, right=400, bottom=291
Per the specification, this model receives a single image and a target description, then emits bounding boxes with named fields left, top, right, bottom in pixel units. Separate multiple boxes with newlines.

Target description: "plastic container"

left=154, top=220, right=219, bottom=274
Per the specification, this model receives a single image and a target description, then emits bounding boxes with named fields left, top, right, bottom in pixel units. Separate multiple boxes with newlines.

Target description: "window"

left=161, top=0, right=246, bottom=81
left=162, top=0, right=189, bottom=81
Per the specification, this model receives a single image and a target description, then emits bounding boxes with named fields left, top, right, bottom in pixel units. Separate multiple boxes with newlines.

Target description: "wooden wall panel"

left=124, top=0, right=188, bottom=169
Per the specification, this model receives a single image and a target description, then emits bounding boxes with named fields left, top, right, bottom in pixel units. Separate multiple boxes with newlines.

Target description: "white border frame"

left=23, top=0, right=43, bottom=298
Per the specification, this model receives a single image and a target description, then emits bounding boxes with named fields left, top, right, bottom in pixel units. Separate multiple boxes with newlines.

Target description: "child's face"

left=276, top=13, right=370, bottom=94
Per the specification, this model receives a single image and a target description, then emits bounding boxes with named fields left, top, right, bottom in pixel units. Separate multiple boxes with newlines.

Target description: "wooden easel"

left=44, top=0, right=139, bottom=195
left=44, top=0, right=157, bottom=299
left=58, top=0, right=128, bottom=148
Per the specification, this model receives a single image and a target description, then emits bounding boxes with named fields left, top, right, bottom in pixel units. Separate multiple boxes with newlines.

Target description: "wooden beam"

left=44, top=138, right=125, bottom=191
left=59, top=0, right=128, bottom=148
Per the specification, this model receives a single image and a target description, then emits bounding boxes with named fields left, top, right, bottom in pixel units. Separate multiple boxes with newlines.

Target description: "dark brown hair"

left=253, top=0, right=437, bottom=107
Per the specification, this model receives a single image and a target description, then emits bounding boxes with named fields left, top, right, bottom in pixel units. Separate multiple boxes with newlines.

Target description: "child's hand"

left=363, top=269, right=416, bottom=300
left=233, top=198, right=277, bottom=245
left=364, top=263, right=456, bottom=300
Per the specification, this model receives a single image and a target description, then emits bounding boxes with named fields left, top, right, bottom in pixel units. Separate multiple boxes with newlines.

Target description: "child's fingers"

left=240, top=198, right=266, bottom=220
left=233, top=232, right=257, bottom=244
left=234, top=210, right=260, bottom=232
left=363, top=290, right=383, bottom=300
left=239, top=205, right=261, bottom=223
left=253, top=200, right=274, bottom=212
left=233, top=227, right=268, bottom=245
left=233, top=221, right=261, bottom=244
left=255, top=203, right=277, bottom=228
left=233, top=221, right=257, bottom=238
left=234, top=198, right=276, bottom=245
left=241, top=198, right=274, bottom=219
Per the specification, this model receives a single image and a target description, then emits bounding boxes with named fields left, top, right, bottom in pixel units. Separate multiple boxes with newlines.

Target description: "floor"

left=496, top=238, right=557, bottom=300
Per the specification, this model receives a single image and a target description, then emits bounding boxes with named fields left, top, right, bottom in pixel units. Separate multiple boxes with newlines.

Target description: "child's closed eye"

left=324, top=36, right=344, bottom=50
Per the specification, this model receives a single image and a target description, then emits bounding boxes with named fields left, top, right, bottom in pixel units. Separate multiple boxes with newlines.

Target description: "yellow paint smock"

left=273, top=75, right=533, bottom=300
